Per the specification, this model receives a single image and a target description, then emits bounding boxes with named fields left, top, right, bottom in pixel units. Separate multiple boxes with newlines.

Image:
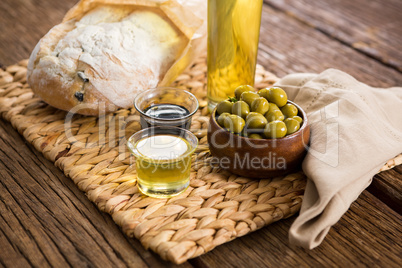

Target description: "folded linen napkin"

left=274, top=69, right=402, bottom=249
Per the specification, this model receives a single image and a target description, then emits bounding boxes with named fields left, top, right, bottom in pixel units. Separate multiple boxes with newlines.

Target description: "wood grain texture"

left=0, top=119, right=190, bottom=268
left=0, top=0, right=77, bottom=67
left=194, top=190, right=402, bottom=267
left=368, top=165, right=402, bottom=215
left=257, top=5, right=402, bottom=88
left=0, top=0, right=401, bottom=266
left=256, top=4, right=402, bottom=214
left=264, top=0, right=402, bottom=72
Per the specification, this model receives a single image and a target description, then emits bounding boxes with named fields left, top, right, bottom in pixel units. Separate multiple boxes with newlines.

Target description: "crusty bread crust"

left=27, top=5, right=188, bottom=115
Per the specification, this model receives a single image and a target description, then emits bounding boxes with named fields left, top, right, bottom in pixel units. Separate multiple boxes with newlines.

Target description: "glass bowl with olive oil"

left=127, top=126, right=198, bottom=198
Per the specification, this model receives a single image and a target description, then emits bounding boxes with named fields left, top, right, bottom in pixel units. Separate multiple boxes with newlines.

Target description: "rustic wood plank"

left=257, top=5, right=402, bottom=88
left=369, top=166, right=402, bottom=214
left=0, top=0, right=401, bottom=266
left=264, top=0, right=402, bottom=72
left=0, top=1, right=192, bottom=266
left=0, top=0, right=76, bottom=67
left=0, top=216, right=34, bottom=268
left=257, top=4, right=402, bottom=213
left=194, top=190, right=402, bottom=267
left=0, top=119, right=190, bottom=268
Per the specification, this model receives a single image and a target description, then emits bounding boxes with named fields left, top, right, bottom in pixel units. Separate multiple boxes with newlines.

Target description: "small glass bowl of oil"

left=127, top=126, right=198, bottom=198
left=134, top=87, right=199, bottom=130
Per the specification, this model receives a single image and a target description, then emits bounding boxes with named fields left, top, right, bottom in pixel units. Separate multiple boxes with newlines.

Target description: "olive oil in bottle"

left=207, top=0, right=263, bottom=111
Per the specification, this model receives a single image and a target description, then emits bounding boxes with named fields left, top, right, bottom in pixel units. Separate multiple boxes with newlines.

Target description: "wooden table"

left=1, top=0, right=401, bottom=267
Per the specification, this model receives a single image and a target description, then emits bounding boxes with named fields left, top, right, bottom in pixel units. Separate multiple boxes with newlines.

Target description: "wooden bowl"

left=207, top=101, right=310, bottom=178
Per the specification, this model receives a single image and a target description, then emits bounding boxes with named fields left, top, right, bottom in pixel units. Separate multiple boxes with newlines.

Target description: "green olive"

left=292, top=115, right=303, bottom=124
left=264, top=120, right=287, bottom=139
left=258, top=88, right=269, bottom=99
left=234, top=85, right=254, bottom=100
left=265, top=109, right=284, bottom=122
left=251, top=97, right=269, bottom=114
left=269, top=103, right=280, bottom=112
left=281, top=103, right=298, bottom=118
left=224, top=114, right=245, bottom=133
left=246, top=112, right=267, bottom=130
left=216, top=100, right=234, bottom=115
left=284, top=118, right=300, bottom=135
left=217, top=112, right=230, bottom=127
left=267, top=87, right=288, bottom=107
left=232, top=100, right=250, bottom=119
left=240, top=91, right=260, bottom=106
left=248, top=133, right=263, bottom=139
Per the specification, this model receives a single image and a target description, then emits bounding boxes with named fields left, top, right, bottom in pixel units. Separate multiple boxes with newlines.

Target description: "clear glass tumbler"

left=207, top=0, right=263, bottom=111
left=134, top=87, right=199, bottom=130
left=127, top=126, right=198, bottom=198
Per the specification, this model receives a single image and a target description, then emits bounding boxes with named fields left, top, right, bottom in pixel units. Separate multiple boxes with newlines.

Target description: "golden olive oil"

left=133, top=134, right=193, bottom=198
left=207, top=0, right=263, bottom=110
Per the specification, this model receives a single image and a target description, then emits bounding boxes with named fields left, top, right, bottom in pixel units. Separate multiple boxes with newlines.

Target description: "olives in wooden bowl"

left=207, top=86, right=310, bottom=178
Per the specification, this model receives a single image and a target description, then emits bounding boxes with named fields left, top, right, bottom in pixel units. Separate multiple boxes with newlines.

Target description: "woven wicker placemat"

left=1, top=57, right=401, bottom=264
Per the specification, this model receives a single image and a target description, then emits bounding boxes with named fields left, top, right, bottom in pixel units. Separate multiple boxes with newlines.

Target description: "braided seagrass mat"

left=1, top=57, right=401, bottom=264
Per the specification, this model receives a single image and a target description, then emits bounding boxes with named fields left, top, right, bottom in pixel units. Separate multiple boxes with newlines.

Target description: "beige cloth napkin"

left=274, top=69, right=402, bottom=249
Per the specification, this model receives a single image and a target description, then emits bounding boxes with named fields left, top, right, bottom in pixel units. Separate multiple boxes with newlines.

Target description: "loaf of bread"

left=27, top=1, right=205, bottom=115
